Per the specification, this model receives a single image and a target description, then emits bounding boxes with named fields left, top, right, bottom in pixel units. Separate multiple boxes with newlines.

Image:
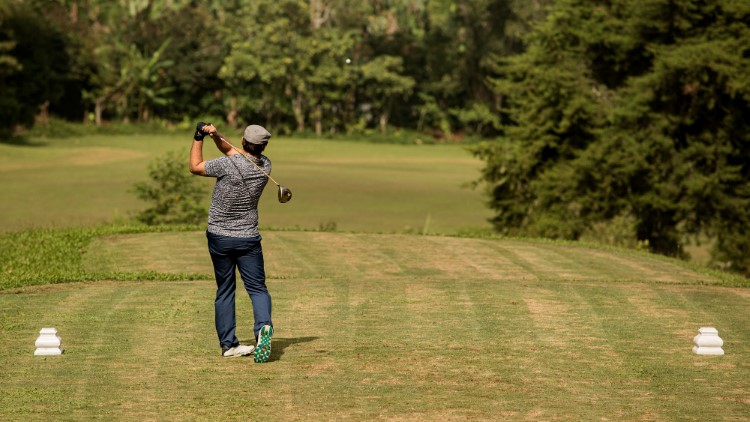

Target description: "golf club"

left=212, top=133, right=292, bottom=203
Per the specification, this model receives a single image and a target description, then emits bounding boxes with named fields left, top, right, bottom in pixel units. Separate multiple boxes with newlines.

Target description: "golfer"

left=189, top=122, right=274, bottom=363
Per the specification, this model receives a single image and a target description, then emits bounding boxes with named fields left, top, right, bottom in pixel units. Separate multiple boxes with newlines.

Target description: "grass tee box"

left=0, top=134, right=492, bottom=234
left=1, top=231, right=748, bottom=420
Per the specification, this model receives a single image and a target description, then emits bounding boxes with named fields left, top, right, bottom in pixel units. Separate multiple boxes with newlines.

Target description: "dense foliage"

left=0, top=0, right=547, bottom=137
left=473, top=0, right=750, bottom=274
left=0, top=1, right=70, bottom=128
left=2, top=0, right=747, bottom=274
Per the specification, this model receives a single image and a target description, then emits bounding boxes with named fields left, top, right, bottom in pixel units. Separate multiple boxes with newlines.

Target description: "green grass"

left=1, top=133, right=748, bottom=419
left=2, top=225, right=744, bottom=291
left=0, top=225, right=208, bottom=290
left=0, top=133, right=492, bottom=234
left=1, top=231, right=749, bottom=420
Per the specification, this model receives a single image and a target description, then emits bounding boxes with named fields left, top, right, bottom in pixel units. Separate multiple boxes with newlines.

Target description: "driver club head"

left=278, top=185, right=292, bottom=203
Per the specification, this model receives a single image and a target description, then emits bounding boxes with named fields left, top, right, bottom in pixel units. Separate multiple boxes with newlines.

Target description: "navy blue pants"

left=206, top=231, right=273, bottom=349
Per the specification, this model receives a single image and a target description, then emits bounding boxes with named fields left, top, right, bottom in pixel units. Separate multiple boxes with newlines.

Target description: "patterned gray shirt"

left=204, top=154, right=271, bottom=238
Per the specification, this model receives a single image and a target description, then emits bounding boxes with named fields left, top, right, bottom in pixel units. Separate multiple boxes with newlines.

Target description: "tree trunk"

left=121, top=97, right=130, bottom=123
left=379, top=110, right=389, bottom=134
left=310, top=0, right=331, bottom=30
left=314, top=105, right=322, bottom=136
left=91, top=5, right=104, bottom=35
left=70, top=1, right=78, bottom=24
left=95, top=98, right=103, bottom=126
left=36, top=101, right=50, bottom=125
left=227, top=96, right=238, bottom=127
left=292, top=93, right=305, bottom=132
left=310, top=0, right=318, bottom=29
left=345, top=92, right=356, bottom=131
left=379, top=97, right=393, bottom=134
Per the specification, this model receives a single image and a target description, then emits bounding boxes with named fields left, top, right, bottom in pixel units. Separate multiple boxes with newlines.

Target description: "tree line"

left=472, top=0, right=750, bottom=275
left=0, top=0, right=547, bottom=137
left=2, top=0, right=748, bottom=275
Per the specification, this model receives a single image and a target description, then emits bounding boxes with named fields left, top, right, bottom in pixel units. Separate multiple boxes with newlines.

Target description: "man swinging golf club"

left=189, top=122, right=274, bottom=363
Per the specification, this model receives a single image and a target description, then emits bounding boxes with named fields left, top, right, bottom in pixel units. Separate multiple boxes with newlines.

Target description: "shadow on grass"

left=256, top=336, right=319, bottom=362
left=0, top=135, right=48, bottom=147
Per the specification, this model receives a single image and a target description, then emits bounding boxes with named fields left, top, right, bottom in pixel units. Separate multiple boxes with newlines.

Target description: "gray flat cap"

left=243, top=125, right=271, bottom=144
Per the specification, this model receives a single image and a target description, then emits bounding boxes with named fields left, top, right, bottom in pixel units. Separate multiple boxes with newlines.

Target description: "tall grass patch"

left=0, top=225, right=205, bottom=289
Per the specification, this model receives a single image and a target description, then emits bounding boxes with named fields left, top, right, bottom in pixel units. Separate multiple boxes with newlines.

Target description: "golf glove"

left=194, top=122, right=211, bottom=141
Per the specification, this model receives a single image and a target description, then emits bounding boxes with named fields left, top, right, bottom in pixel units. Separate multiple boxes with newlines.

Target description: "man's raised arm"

left=204, top=124, right=239, bottom=156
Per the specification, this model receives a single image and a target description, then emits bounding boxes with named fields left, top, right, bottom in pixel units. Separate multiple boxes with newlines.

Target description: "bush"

left=579, top=212, right=650, bottom=252
left=132, top=150, right=207, bottom=225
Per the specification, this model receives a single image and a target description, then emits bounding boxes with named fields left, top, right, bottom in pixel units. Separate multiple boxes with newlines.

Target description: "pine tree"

left=476, top=0, right=750, bottom=274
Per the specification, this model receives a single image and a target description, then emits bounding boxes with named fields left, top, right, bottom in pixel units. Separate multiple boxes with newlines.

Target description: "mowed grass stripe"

left=487, top=240, right=717, bottom=283
left=526, top=284, right=669, bottom=419
left=0, top=283, right=176, bottom=418
left=581, top=284, right=750, bottom=418
left=504, top=282, right=745, bottom=419
left=3, top=233, right=748, bottom=419
left=84, top=232, right=212, bottom=275
left=0, top=281, right=274, bottom=419
left=84, top=232, right=725, bottom=286
left=2, top=283, right=749, bottom=418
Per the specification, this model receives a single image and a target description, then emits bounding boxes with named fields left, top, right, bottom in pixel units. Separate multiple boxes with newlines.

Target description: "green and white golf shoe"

left=254, top=325, right=273, bottom=363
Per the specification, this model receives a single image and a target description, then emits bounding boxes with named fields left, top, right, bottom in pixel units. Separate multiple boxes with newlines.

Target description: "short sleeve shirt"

left=204, top=154, right=271, bottom=238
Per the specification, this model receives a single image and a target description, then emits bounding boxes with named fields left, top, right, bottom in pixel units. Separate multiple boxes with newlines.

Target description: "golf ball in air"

left=345, top=58, right=351, bottom=64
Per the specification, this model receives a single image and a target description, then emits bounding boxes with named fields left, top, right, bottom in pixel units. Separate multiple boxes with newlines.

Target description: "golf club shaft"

left=212, top=133, right=280, bottom=186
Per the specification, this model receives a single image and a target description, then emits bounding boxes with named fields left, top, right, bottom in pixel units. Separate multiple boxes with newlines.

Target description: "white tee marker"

left=34, top=327, right=64, bottom=356
left=693, top=327, right=724, bottom=355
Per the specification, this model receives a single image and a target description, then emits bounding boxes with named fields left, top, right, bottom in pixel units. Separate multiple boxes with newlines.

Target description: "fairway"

left=1, top=232, right=748, bottom=420
left=0, top=135, right=491, bottom=234
left=4, top=1, right=749, bottom=419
